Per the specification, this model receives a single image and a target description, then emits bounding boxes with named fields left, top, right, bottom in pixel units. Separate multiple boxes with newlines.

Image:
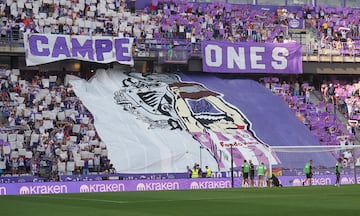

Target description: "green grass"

left=1, top=185, right=360, bottom=216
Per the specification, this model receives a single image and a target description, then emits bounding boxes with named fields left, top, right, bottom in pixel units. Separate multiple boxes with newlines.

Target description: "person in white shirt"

left=55, top=129, right=64, bottom=143
left=94, top=154, right=101, bottom=174
left=8, top=113, right=15, bottom=127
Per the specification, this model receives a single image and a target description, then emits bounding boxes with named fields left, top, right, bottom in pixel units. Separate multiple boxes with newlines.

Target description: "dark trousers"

left=130, top=1, right=136, bottom=13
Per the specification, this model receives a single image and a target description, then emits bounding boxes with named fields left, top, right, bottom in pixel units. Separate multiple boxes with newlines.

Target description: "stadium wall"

left=1, top=52, right=360, bottom=75
left=0, top=175, right=359, bottom=195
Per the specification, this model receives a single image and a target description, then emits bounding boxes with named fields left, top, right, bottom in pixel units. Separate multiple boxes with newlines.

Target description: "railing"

left=164, top=0, right=356, bottom=7
left=3, top=31, right=360, bottom=63
left=303, top=40, right=360, bottom=63
left=133, top=38, right=192, bottom=63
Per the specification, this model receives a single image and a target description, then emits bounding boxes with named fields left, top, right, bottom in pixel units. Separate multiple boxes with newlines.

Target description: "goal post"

left=267, top=145, right=360, bottom=185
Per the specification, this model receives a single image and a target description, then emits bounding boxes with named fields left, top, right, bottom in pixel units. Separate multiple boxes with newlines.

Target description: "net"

left=268, top=145, right=360, bottom=177
left=270, top=145, right=352, bottom=153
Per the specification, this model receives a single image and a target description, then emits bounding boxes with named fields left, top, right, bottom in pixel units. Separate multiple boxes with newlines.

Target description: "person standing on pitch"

left=205, top=165, right=212, bottom=178
left=186, top=166, right=192, bottom=178
left=335, top=158, right=342, bottom=187
left=242, top=160, right=250, bottom=186
left=302, top=159, right=313, bottom=186
left=191, top=164, right=199, bottom=178
left=249, top=160, right=255, bottom=187
left=257, top=162, right=266, bottom=187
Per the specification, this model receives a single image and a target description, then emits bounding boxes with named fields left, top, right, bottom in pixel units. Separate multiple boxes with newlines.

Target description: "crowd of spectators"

left=0, top=0, right=360, bottom=177
left=0, top=69, right=113, bottom=179
left=0, top=0, right=298, bottom=47
left=327, top=80, right=360, bottom=167
left=320, top=80, right=360, bottom=135
left=261, top=77, right=360, bottom=167
left=301, top=5, right=360, bottom=56
left=260, top=77, right=356, bottom=146
left=1, top=0, right=360, bottom=56
left=2, top=70, right=358, bottom=178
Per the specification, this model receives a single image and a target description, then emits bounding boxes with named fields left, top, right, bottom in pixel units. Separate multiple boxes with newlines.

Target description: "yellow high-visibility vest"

left=206, top=168, right=212, bottom=177
left=191, top=168, right=199, bottom=178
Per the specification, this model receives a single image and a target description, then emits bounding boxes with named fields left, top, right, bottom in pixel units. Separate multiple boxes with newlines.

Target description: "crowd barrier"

left=3, top=35, right=360, bottom=64
left=1, top=167, right=357, bottom=183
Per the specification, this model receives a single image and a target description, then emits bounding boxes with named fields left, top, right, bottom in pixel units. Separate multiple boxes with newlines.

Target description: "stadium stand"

left=261, top=77, right=355, bottom=146
left=261, top=76, right=360, bottom=170
left=0, top=69, right=111, bottom=180
left=0, top=0, right=359, bottom=57
left=0, top=0, right=359, bottom=181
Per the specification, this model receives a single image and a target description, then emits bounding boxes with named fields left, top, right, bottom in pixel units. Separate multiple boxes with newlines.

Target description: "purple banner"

left=24, top=33, right=134, bottom=66
left=0, top=173, right=189, bottom=183
left=201, top=41, right=303, bottom=74
left=288, top=19, right=304, bottom=29
left=0, top=178, right=237, bottom=196
left=0, top=174, right=359, bottom=195
left=276, top=174, right=360, bottom=187
left=239, top=174, right=359, bottom=187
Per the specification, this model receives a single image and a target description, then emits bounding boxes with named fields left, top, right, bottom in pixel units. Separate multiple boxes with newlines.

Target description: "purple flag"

left=202, top=40, right=303, bottom=74
left=288, top=19, right=304, bottom=29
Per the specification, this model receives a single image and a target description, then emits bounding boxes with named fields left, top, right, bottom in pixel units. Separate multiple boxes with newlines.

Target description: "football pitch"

left=1, top=185, right=359, bottom=216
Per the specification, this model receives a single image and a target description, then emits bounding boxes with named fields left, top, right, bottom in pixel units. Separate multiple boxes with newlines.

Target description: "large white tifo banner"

left=24, top=33, right=134, bottom=66
left=67, top=70, right=219, bottom=173
left=67, top=69, right=280, bottom=173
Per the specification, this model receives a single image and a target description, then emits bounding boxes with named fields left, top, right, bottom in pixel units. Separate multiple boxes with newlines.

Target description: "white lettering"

left=339, top=176, right=360, bottom=185
left=341, top=177, right=350, bottom=184
left=24, top=33, right=134, bottom=66
left=250, top=47, right=265, bottom=69
left=190, top=182, right=199, bottom=189
left=205, top=44, right=222, bottom=67
left=312, top=177, right=331, bottom=185
left=225, top=171, right=240, bottom=178
left=292, top=178, right=302, bottom=186
left=19, top=186, right=30, bottom=194
left=137, top=182, right=179, bottom=191
left=84, top=183, right=125, bottom=193
left=136, top=183, right=146, bottom=191
left=121, top=42, right=132, bottom=58
left=20, top=185, right=67, bottom=195
left=80, top=185, right=90, bottom=193
left=340, top=177, right=360, bottom=185
left=190, top=181, right=231, bottom=189
left=227, top=47, right=245, bottom=69
left=299, top=177, right=331, bottom=186
left=271, top=47, right=288, bottom=70
left=203, top=42, right=301, bottom=73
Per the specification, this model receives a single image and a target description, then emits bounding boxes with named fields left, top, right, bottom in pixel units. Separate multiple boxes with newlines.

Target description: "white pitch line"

left=31, top=195, right=224, bottom=204
left=36, top=195, right=131, bottom=204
